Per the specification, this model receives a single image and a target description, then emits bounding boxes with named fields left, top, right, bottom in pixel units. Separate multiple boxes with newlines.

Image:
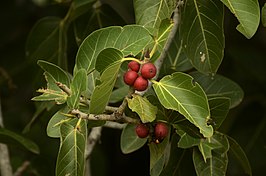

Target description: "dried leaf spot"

left=200, top=52, right=206, bottom=62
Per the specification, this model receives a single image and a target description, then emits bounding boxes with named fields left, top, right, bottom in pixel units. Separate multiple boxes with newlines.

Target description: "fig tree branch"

left=70, top=109, right=139, bottom=124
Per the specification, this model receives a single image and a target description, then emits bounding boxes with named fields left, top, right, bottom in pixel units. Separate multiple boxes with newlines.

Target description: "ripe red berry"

left=133, top=76, right=148, bottom=91
left=140, top=62, right=157, bottom=79
left=123, top=70, right=138, bottom=86
left=128, top=61, right=140, bottom=72
left=154, top=122, right=168, bottom=141
left=135, top=124, right=149, bottom=138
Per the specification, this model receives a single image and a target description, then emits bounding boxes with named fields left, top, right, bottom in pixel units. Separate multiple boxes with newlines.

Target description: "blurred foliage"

left=0, top=0, right=266, bottom=175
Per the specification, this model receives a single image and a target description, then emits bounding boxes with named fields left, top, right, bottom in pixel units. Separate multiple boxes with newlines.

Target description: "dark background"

left=0, top=0, right=266, bottom=175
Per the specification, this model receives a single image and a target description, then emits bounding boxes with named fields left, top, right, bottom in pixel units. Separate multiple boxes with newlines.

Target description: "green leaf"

left=176, top=130, right=201, bottom=149
left=262, top=3, right=266, bottom=27
left=193, top=147, right=228, bottom=176
left=32, top=72, right=67, bottom=104
left=160, top=134, right=185, bottom=176
left=120, top=124, right=147, bottom=154
left=220, top=0, right=260, bottom=38
left=74, top=3, right=125, bottom=45
left=157, top=19, right=173, bottom=52
left=37, top=60, right=71, bottom=87
left=161, top=29, right=193, bottom=75
left=149, top=132, right=170, bottom=176
left=193, top=132, right=230, bottom=176
left=67, top=69, right=87, bottom=109
left=190, top=71, right=244, bottom=108
left=70, top=0, right=96, bottom=21
left=26, top=17, right=61, bottom=62
left=109, top=86, right=129, bottom=103
left=89, top=48, right=123, bottom=114
left=209, top=97, right=230, bottom=129
left=180, top=0, right=224, bottom=75
left=0, top=127, right=39, bottom=154
left=153, top=72, right=213, bottom=138
left=127, top=94, right=158, bottom=123
left=47, top=106, right=71, bottom=138
left=227, top=135, right=252, bottom=176
left=74, top=25, right=152, bottom=75
left=134, top=0, right=177, bottom=35
left=56, top=119, right=87, bottom=176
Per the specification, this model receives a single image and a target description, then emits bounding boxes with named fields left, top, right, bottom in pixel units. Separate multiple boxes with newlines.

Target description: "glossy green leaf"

left=209, top=97, right=230, bottom=129
left=190, top=71, right=244, bottom=108
left=161, top=29, right=193, bottom=75
left=193, top=132, right=230, bottom=176
left=74, top=25, right=152, bottom=75
left=0, top=127, right=39, bottom=154
left=120, top=124, right=147, bottom=154
left=26, top=17, right=60, bottom=63
left=89, top=48, right=123, bottom=114
left=220, top=0, right=260, bottom=38
left=32, top=72, right=67, bottom=104
left=180, top=0, right=224, bottom=75
left=153, top=72, right=213, bottom=138
left=134, top=0, right=176, bottom=35
left=127, top=94, right=158, bottom=123
left=67, top=69, right=87, bottom=109
left=262, top=3, right=266, bottom=27
left=227, top=135, right=252, bottom=176
left=47, top=106, right=71, bottom=138
left=56, top=119, right=87, bottom=176
left=37, top=60, right=71, bottom=86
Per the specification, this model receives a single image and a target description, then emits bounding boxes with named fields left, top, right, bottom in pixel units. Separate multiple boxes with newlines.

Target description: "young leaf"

left=0, top=127, right=39, bottom=154
left=190, top=71, right=244, bottom=108
left=56, top=119, right=87, bottom=176
left=67, top=69, right=87, bottom=109
left=134, top=0, right=177, bottom=35
left=180, top=0, right=224, bottom=75
left=127, top=94, right=158, bottom=123
left=120, top=124, right=147, bottom=154
left=220, top=0, right=260, bottom=39
left=262, top=3, right=266, bottom=27
left=89, top=48, right=123, bottom=114
left=209, top=97, right=230, bottom=130
left=74, top=25, right=152, bottom=75
left=153, top=72, right=213, bottom=138
left=193, top=132, right=230, bottom=176
left=26, top=17, right=61, bottom=63
left=32, top=72, right=67, bottom=104
left=37, top=60, right=71, bottom=87
left=227, top=135, right=252, bottom=176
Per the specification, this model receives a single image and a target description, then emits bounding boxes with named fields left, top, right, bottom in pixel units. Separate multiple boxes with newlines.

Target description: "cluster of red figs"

left=135, top=122, right=169, bottom=144
left=123, top=60, right=157, bottom=91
